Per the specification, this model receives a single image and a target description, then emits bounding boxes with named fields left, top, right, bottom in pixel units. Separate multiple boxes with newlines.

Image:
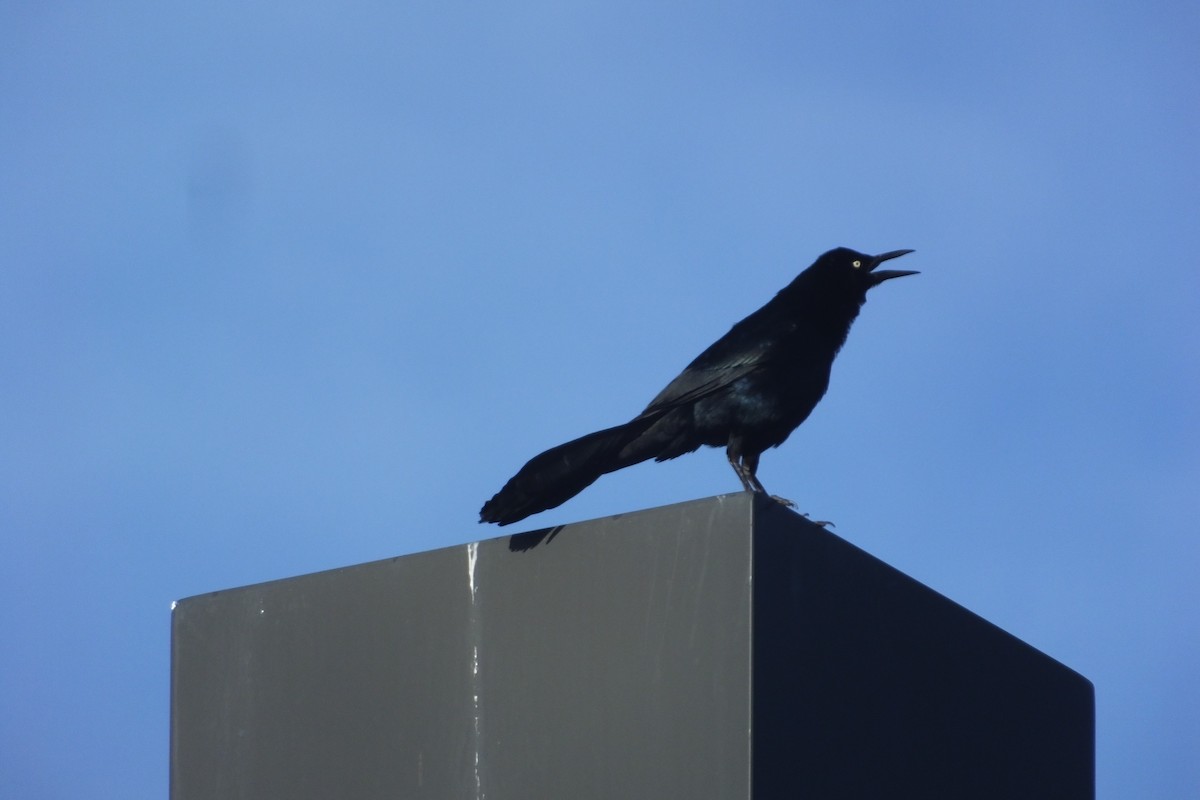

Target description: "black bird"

left=480, top=247, right=916, bottom=526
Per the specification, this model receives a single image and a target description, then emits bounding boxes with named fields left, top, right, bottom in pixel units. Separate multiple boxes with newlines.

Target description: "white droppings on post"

left=467, top=542, right=484, bottom=798
left=468, top=541, right=479, bottom=603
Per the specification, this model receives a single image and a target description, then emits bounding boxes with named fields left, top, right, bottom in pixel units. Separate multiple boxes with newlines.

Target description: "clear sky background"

left=2, top=2, right=1197, bottom=797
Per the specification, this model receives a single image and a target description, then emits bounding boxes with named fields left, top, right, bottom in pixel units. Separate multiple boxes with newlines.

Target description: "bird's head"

left=819, top=247, right=918, bottom=288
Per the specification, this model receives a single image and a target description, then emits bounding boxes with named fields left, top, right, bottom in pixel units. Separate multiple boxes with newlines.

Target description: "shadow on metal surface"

left=507, top=525, right=565, bottom=552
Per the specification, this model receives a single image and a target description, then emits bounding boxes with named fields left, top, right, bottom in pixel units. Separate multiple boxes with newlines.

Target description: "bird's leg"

left=743, top=454, right=832, bottom=525
left=726, top=447, right=762, bottom=493
left=729, top=447, right=800, bottom=510
left=727, top=449, right=796, bottom=508
left=739, top=451, right=768, bottom=494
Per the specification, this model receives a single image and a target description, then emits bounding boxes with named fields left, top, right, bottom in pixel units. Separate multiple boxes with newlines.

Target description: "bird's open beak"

left=867, top=249, right=918, bottom=285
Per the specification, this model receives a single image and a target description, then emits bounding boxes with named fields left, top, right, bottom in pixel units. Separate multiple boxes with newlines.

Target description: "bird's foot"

left=758, top=493, right=833, bottom=526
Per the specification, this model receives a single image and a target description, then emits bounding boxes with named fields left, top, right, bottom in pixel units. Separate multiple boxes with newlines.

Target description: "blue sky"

left=1, top=2, right=1197, bottom=796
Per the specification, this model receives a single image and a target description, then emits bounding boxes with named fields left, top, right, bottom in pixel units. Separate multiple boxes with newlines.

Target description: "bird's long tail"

left=480, top=417, right=660, bottom=526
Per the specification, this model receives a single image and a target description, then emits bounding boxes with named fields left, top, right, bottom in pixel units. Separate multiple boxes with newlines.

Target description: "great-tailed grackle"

left=480, top=247, right=916, bottom=526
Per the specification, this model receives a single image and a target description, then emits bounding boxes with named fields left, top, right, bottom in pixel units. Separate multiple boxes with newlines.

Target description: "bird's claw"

left=759, top=494, right=834, bottom=527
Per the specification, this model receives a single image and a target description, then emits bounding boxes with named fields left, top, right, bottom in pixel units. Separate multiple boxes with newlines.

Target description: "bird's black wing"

left=637, top=356, right=764, bottom=417
left=635, top=299, right=794, bottom=417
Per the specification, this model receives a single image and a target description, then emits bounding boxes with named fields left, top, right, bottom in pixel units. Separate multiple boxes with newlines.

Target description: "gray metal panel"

left=476, top=496, right=753, bottom=798
left=171, top=496, right=755, bottom=800
left=171, top=547, right=480, bottom=799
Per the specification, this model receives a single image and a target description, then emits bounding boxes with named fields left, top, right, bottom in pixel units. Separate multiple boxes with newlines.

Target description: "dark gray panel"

left=750, top=498, right=1094, bottom=799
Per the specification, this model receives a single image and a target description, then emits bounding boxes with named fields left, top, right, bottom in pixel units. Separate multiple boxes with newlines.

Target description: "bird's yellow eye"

left=852, top=260, right=862, bottom=269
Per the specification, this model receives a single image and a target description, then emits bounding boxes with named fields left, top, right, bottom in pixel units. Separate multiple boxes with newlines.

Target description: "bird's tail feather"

left=480, top=417, right=659, bottom=526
